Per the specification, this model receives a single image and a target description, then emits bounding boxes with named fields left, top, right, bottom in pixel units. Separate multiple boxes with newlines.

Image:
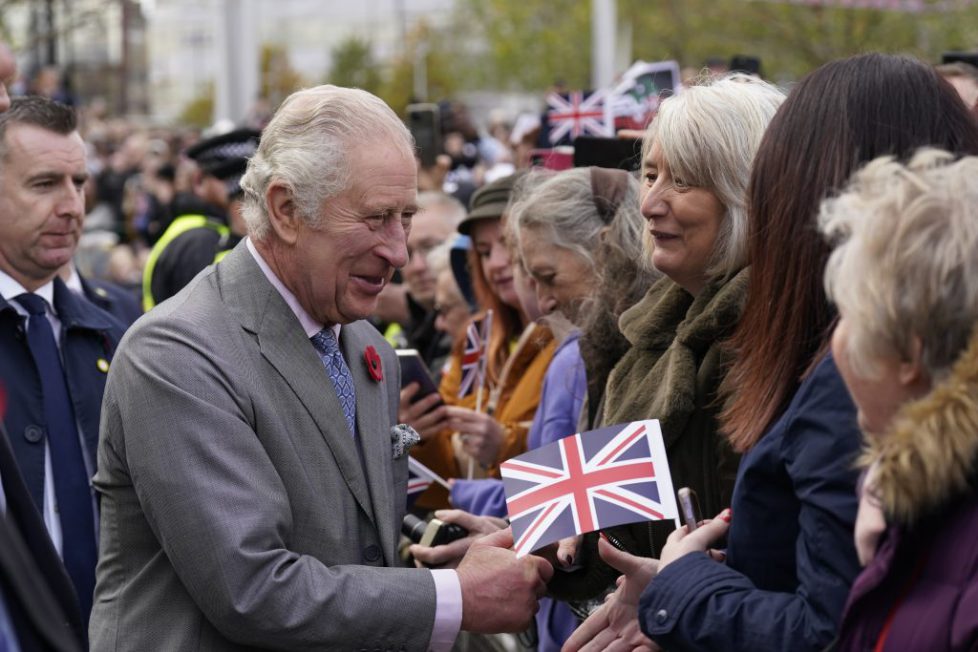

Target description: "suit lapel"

left=216, top=245, right=374, bottom=522
left=341, top=324, right=396, bottom=562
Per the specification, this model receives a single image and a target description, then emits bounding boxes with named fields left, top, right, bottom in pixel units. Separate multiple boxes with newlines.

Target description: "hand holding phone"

left=397, top=349, right=441, bottom=403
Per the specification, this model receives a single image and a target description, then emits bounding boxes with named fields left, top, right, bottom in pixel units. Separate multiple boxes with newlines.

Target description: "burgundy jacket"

left=835, top=491, right=978, bottom=651
left=835, top=329, right=978, bottom=652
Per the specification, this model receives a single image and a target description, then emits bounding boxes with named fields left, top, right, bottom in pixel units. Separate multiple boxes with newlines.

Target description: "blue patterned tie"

left=14, top=293, right=97, bottom=624
left=311, top=328, right=357, bottom=436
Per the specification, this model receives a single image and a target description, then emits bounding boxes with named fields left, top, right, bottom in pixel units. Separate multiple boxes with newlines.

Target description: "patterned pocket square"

left=390, top=424, right=421, bottom=460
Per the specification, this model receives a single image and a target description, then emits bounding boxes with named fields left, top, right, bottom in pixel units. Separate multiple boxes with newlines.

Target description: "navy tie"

left=14, top=293, right=97, bottom=624
left=311, top=328, right=357, bottom=436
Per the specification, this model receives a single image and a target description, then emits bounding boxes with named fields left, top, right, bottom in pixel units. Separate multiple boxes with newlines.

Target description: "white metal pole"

left=214, top=0, right=259, bottom=125
left=592, top=0, right=616, bottom=90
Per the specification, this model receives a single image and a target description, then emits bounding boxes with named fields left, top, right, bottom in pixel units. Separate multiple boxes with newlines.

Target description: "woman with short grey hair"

left=642, top=73, right=778, bottom=282
left=549, top=74, right=784, bottom=601
left=822, top=149, right=978, bottom=651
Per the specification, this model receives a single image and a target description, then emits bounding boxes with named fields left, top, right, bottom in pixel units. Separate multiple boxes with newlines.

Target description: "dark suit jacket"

left=0, top=423, right=84, bottom=651
left=0, top=277, right=126, bottom=509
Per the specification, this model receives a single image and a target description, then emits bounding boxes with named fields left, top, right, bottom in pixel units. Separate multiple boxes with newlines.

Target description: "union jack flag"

left=457, top=311, right=492, bottom=399
left=406, top=469, right=432, bottom=509
left=545, top=90, right=613, bottom=145
left=501, top=420, right=678, bottom=557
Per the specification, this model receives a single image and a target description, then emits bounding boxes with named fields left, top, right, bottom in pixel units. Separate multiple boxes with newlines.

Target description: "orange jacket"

left=410, top=323, right=555, bottom=509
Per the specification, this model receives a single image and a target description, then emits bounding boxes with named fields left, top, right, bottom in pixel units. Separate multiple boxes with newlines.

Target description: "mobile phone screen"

left=397, top=349, right=441, bottom=403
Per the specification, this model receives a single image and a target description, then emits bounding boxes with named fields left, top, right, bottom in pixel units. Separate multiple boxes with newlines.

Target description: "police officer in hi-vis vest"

left=142, top=128, right=260, bottom=311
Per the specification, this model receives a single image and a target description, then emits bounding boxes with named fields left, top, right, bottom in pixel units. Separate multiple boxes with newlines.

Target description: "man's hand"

left=562, top=537, right=659, bottom=652
left=456, top=528, right=553, bottom=633
left=657, top=509, right=731, bottom=573
left=399, top=383, right=449, bottom=442
left=409, top=509, right=507, bottom=569
left=445, top=406, right=505, bottom=467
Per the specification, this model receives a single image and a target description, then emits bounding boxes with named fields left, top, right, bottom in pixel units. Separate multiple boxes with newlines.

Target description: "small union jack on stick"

left=501, top=420, right=678, bottom=557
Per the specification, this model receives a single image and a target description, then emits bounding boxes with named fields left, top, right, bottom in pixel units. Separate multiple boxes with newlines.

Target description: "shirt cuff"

left=429, top=569, right=463, bottom=652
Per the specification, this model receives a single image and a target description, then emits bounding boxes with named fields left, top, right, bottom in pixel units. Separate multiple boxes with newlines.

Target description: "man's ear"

left=266, top=181, right=300, bottom=245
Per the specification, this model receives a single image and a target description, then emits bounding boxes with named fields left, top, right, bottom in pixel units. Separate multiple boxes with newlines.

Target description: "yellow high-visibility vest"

left=142, top=215, right=230, bottom=311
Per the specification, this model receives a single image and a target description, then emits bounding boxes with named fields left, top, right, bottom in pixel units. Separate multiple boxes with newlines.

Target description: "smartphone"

left=397, top=349, right=441, bottom=403
left=677, top=487, right=701, bottom=532
left=406, top=103, right=442, bottom=167
left=572, top=135, right=642, bottom=172
left=942, top=51, right=978, bottom=68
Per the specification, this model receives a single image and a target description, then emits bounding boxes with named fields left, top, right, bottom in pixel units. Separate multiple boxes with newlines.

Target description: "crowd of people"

left=0, top=32, right=978, bottom=652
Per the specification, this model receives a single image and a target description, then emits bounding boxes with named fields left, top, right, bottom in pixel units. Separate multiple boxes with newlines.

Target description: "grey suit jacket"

left=91, top=243, right=437, bottom=651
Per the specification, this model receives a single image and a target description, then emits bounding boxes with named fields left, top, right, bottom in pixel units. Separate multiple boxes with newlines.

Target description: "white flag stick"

left=409, top=456, right=451, bottom=491
left=468, top=309, right=494, bottom=479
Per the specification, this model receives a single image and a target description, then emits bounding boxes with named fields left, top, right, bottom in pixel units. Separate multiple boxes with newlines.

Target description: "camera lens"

left=402, top=514, right=428, bottom=543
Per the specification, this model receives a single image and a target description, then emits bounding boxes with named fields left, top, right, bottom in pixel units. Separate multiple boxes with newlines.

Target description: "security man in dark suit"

left=0, top=96, right=127, bottom=630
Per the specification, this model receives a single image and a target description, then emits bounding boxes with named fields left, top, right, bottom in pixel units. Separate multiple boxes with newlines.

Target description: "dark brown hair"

left=0, top=96, right=76, bottom=162
left=721, top=53, right=978, bottom=452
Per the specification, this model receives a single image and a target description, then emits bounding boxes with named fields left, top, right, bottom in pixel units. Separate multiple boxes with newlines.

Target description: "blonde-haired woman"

left=821, top=150, right=978, bottom=651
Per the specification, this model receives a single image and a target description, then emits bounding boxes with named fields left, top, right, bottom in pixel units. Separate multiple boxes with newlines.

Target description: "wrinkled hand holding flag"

left=500, top=420, right=678, bottom=557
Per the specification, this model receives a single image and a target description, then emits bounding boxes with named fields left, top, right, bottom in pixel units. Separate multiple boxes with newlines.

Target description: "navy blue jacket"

left=639, top=354, right=863, bottom=652
left=0, top=278, right=126, bottom=509
left=80, top=276, right=142, bottom=328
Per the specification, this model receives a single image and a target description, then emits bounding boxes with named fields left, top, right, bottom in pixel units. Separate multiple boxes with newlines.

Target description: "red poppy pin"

left=364, top=346, right=383, bottom=382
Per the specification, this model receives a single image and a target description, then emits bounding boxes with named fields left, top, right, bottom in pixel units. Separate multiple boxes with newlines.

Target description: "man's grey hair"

left=643, top=73, right=785, bottom=279
left=821, top=148, right=978, bottom=382
left=240, top=85, right=414, bottom=240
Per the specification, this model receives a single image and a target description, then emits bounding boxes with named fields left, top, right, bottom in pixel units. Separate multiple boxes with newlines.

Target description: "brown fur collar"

left=867, top=327, right=978, bottom=526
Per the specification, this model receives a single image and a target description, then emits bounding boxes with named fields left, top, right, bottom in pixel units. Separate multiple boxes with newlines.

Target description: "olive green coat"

left=550, top=269, right=747, bottom=601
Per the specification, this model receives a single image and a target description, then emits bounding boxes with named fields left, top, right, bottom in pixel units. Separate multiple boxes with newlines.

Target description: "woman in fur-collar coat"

left=822, top=151, right=978, bottom=652
left=548, top=75, right=785, bottom=601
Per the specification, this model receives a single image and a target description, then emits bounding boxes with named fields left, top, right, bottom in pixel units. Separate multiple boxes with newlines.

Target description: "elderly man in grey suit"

left=90, top=85, right=552, bottom=651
